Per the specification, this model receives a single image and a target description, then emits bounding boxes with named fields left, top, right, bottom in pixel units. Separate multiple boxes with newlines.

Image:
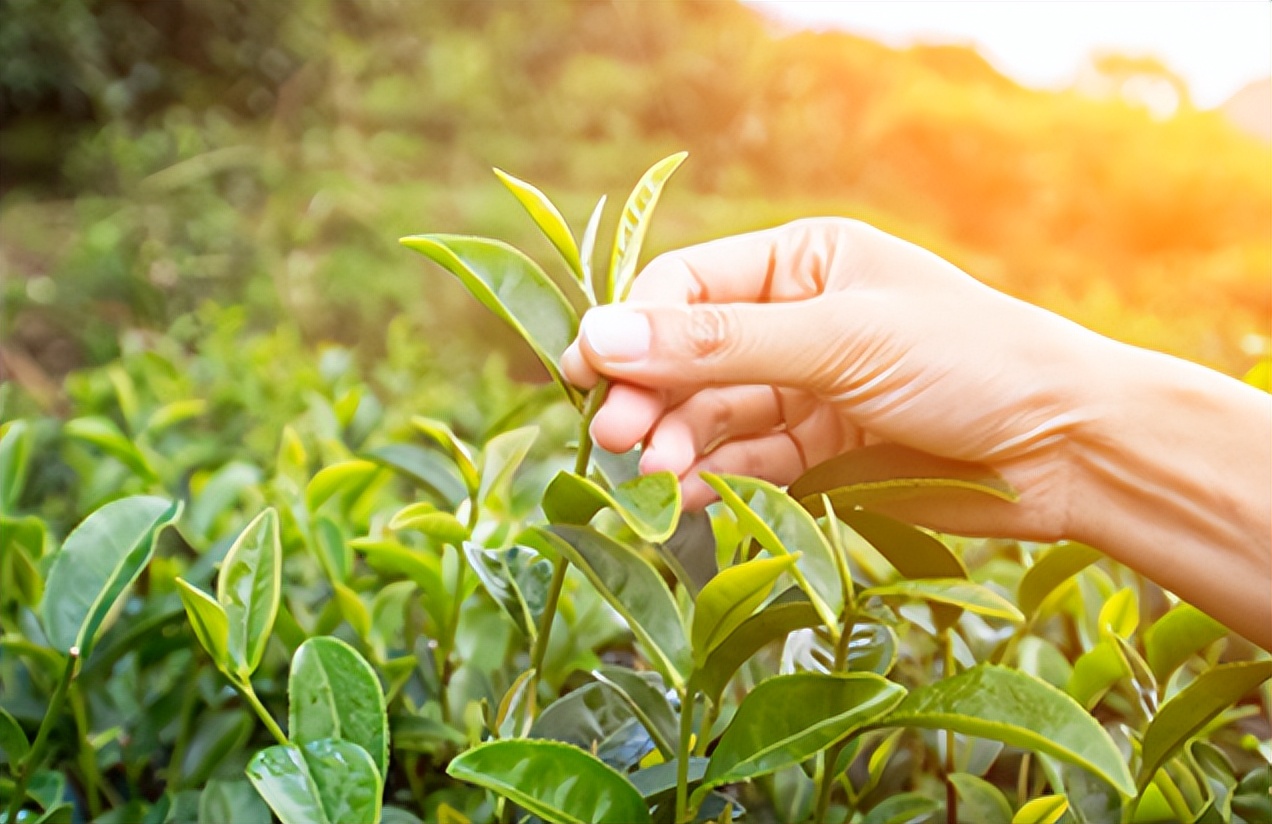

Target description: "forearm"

left=1067, top=342, right=1272, bottom=649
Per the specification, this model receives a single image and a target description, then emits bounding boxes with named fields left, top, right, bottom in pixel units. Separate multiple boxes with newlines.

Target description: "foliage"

left=2, top=156, right=1269, bottom=824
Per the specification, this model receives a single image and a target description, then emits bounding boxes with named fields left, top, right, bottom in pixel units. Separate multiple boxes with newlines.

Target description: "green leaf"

left=1137, top=660, right=1272, bottom=792
left=496, top=668, right=538, bottom=739
left=246, top=739, right=382, bottom=824
left=178, top=709, right=254, bottom=788
left=1017, top=543, right=1103, bottom=619
left=144, top=399, right=208, bottom=435
left=494, top=167, right=584, bottom=282
left=63, top=416, right=155, bottom=479
left=701, top=473, right=841, bottom=627
left=1098, top=586, right=1138, bottom=638
left=351, top=539, right=448, bottom=632
left=40, top=495, right=181, bottom=655
left=592, top=666, right=679, bottom=761
left=525, top=525, right=691, bottom=688
left=580, top=195, right=606, bottom=301
left=1014, top=795, right=1069, bottom=824
left=789, top=442, right=1017, bottom=514
left=409, top=416, right=480, bottom=495
left=332, top=583, right=371, bottom=639
left=399, top=235, right=580, bottom=402
left=861, top=578, right=1024, bottom=623
left=478, top=425, right=539, bottom=508
left=698, top=588, right=824, bottom=705
left=289, top=636, right=390, bottom=781
left=217, top=509, right=282, bottom=678
left=0, top=705, right=30, bottom=762
left=463, top=542, right=552, bottom=640
left=881, top=664, right=1135, bottom=796
left=175, top=578, right=231, bottom=671
left=949, top=773, right=1012, bottom=824
left=389, top=502, right=469, bottom=545
left=447, top=739, right=651, bottom=824
left=0, top=420, right=32, bottom=514
left=528, top=681, right=649, bottom=769
left=696, top=672, right=904, bottom=804
left=609, top=151, right=688, bottom=302
left=861, top=792, right=940, bottom=824
left=542, top=470, right=682, bottom=544
left=366, top=443, right=467, bottom=508
left=1143, top=604, right=1228, bottom=683
left=198, top=778, right=270, bottom=824
left=311, top=516, right=352, bottom=584
left=692, top=554, right=798, bottom=665
left=305, top=460, right=380, bottom=513
left=1067, top=640, right=1128, bottom=710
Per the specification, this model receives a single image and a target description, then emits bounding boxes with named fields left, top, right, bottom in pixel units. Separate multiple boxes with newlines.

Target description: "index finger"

left=627, top=218, right=838, bottom=305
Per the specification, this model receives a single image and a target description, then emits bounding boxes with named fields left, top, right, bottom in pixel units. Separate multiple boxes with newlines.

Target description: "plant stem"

left=234, top=676, right=288, bottom=746
left=693, top=700, right=719, bottom=757
left=574, top=380, right=608, bottom=476
left=528, top=558, right=568, bottom=679
left=675, top=680, right=698, bottom=824
left=6, top=648, right=78, bottom=824
left=942, top=631, right=958, bottom=824
left=69, top=684, right=103, bottom=818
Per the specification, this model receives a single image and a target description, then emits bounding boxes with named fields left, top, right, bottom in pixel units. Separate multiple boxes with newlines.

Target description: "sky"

left=744, top=1, right=1271, bottom=109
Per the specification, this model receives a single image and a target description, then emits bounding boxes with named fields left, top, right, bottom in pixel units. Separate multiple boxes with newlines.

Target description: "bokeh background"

left=2, top=0, right=1270, bottom=423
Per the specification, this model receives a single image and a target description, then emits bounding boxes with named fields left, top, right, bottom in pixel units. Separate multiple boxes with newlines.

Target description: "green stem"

left=69, top=684, right=102, bottom=818
left=574, top=380, right=608, bottom=476
left=528, top=557, right=568, bottom=680
left=234, top=676, right=288, bottom=746
left=675, top=680, right=698, bottom=824
left=693, top=700, right=719, bottom=757
left=6, top=649, right=78, bottom=824
left=942, top=631, right=958, bottom=824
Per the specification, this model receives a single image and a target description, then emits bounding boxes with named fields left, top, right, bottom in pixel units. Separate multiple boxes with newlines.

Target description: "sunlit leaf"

left=580, top=195, right=607, bottom=302
left=478, top=425, right=539, bottom=508
left=1067, top=639, right=1128, bottom=710
left=0, top=420, right=32, bottom=514
left=1017, top=543, right=1103, bottom=619
left=542, top=469, right=682, bottom=544
left=1098, top=586, right=1138, bottom=638
left=41, top=495, right=181, bottom=656
left=1143, top=603, right=1228, bottom=683
left=447, top=739, right=651, bottom=824
left=246, top=739, right=382, bottom=824
left=494, top=167, right=585, bottom=282
left=389, top=502, right=469, bottom=545
left=1014, top=795, right=1068, bottom=824
left=463, top=542, right=552, bottom=640
left=365, top=442, right=466, bottom=508
left=609, top=151, right=688, bottom=302
left=217, top=508, right=282, bottom=678
left=698, top=588, right=823, bottom=705
left=692, top=554, right=798, bottom=665
left=305, top=460, right=379, bottom=513
left=861, top=578, right=1023, bottom=623
left=289, top=636, right=389, bottom=781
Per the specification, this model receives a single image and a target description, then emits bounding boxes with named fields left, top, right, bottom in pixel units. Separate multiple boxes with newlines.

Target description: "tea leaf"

left=949, top=773, right=1012, bottom=824
left=63, top=416, right=155, bottom=480
left=529, top=681, right=651, bottom=770
left=477, top=425, right=539, bottom=508
left=463, top=543, right=552, bottom=640
left=246, top=739, right=382, bottom=824
left=1098, top=586, right=1138, bottom=638
left=698, top=588, right=823, bottom=705
left=609, top=152, right=688, bottom=302
left=289, top=636, right=389, bottom=780
left=306, top=460, right=379, bottom=513
left=494, top=167, right=584, bottom=282
left=1067, top=640, right=1129, bottom=710
left=447, top=739, right=650, bottom=824
left=1014, top=795, right=1069, bottom=824
left=41, top=495, right=182, bottom=656
left=1137, top=660, right=1272, bottom=792
left=175, top=578, right=231, bottom=671
left=366, top=443, right=467, bottom=508
left=861, top=578, right=1024, bottom=623
left=198, top=778, right=270, bottom=824
left=882, top=664, right=1135, bottom=796
left=352, top=539, right=448, bottom=632
left=580, top=195, right=607, bottom=301
left=217, top=508, right=282, bottom=678
left=592, top=666, right=679, bottom=760
left=389, top=502, right=469, bottom=545
left=1017, top=543, right=1103, bottom=619
left=0, top=419, right=32, bottom=514
left=1144, top=603, right=1228, bottom=683
left=543, top=469, right=682, bottom=544
left=692, top=554, right=798, bottom=665
left=0, top=705, right=30, bottom=762
left=861, top=792, right=940, bottom=824
left=410, top=417, right=481, bottom=496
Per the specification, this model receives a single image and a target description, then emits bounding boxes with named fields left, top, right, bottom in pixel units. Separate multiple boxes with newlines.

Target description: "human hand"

left=561, top=218, right=1112, bottom=541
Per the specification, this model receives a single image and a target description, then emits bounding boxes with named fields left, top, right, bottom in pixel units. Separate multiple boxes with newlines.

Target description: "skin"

left=561, top=218, right=1272, bottom=649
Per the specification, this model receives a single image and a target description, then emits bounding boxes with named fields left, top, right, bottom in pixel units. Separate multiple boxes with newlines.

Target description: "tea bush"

left=1, top=157, right=1269, bottom=824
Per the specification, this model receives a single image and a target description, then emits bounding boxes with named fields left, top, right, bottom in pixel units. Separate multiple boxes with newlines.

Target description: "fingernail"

left=582, top=307, right=650, bottom=362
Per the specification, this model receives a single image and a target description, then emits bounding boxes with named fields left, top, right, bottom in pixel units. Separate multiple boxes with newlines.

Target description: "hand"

left=562, top=218, right=1109, bottom=540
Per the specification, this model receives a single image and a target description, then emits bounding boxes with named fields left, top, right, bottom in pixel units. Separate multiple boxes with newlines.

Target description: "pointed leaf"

left=410, top=417, right=480, bottom=495
left=389, top=503, right=469, bottom=545
left=1144, top=604, right=1228, bottom=683
left=494, top=168, right=584, bottom=281
left=862, top=578, right=1023, bottom=623
left=145, top=399, right=207, bottom=435
left=217, top=509, right=282, bottom=678
left=175, top=578, right=230, bottom=671
left=289, top=636, right=389, bottom=781
left=698, top=588, right=824, bottom=704
left=609, top=151, right=688, bottom=302
left=478, top=425, right=539, bottom=507
left=399, top=235, right=579, bottom=401
left=542, top=470, right=682, bottom=544
left=692, top=554, right=798, bottom=665
left=63, top=416, right=155, bottom=479
left=246, top=739, right=381, bottom=824
left=696, top=672, right=905, bottom=802
left=306, top=460, right=379, bottom=513
left=1137, top=660, right=1272, bottom=791
left=352, top=540, right=448, bottom=632
left=861, top=792, right=940, bottom=824
left=1014, top=795, right=1069, bottom=824
left=332, top=582, right=371, bottom=639
left=311, top=516, right=352, bottom=584
left=199, top=778, right=270, bottom=824
left=592, top=666, right=679, bottom=760
left=580, top=195, right=606, bottom=301
left=1018, top=543, right=1103, bottom=619
left=0, top=420, right=32, bottom=514
left=366, top=442, right=467, bottom=507
left=882, top=664, right=1135, bottom=796
left=529, top=681, right=649, bottom=769
left=1098, top=587, right=1138, bottom=638
left=41, top=495, right=181, bottom=655
left=949, top=773, right=1012, bottom=824
left=789, top=442, right=1017, bottom=514
left=524, top=525, right=690, bottom=687
left=447, top=739, right=651, bottom=824
left=463, top=542, right=552, bottom=639
left=0, top=705, right=30, bottom=762
left=1067, top=640, right=1129, bottom=710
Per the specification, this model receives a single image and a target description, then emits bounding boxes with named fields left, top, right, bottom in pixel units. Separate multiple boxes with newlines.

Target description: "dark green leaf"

left=698, top=588, right=823, bottom=704
left=246, top=739, right=381, bottom=824
left=198, top=778, right=270, bottom=824
left=542, top=470, right=682, bottom=544
left=447, top=739, right=651, bottom=824
left=861, top=792, right=940, bottom=824
left=1017, top=543, right=1103, bottom=619
left=592, top=666, right=679, bottom=761
left=529, top=681, right=650, bottom=770
left=949, top=773, right=1012, bottom=824
left=1143, top=604, right=1228, bottom=683
left=1137, top=660, right=1272, bottom=792
left=40, top=495, right=181, bottom=655
left=390, top=714, right=467, bottom=754
left=494, top=167, right=585, bottom=282
left=365, top=443, right=466, bottom=508
left=882, top=664, right=1134, bottom=796
left=692, top=554, right=797, bottom=665
left=289, top=636, right=390, bottom=781
left=0, top=705, right=30, bottom=762
left=861, top=578, right=1023, bottom=623
left=217, top=508, right=282, bottom=678
left=609, top=151, right=687, bottom=302
left=463, top=543, right=552, bottom=640
left=178, top=710, right=253, bottom=788
left=629, top=758, right=709, bottom=800
left=399, top=236, right=580, bottom=402
left=697, top=672, right=905, bottom=803
left=0, top=420, right=32, bottom=514
left=789, top=442, right=1016, bottom=514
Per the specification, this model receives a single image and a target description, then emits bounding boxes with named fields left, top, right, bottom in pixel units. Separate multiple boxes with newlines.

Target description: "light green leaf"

left=949, top=773, right=1012, bottom=824
left=861, top=792, right=940, bottom=824
left=494, top=167, right=584, bottom=282
left=542, top=470, right=682, bottom=544
left=696, top=672, right=905, bottom=804
left=40, top=495, right=181, bottom=655
left=702, top=473, right=841, bottom=627
left=524, top=525, right=690, bottom=688
left=0, top=420, right=32, bottom=514
left=463, top=542, right=552, bottom=640
left=1067, top=639, right=1128, bottom=710
left=217, top=509, right=282, bottom=678
left=198, top=778, right=270, bottom=824
left=366, top=442, right=467, bottom=508
left=1017, top=543, right=1103, bottom=619
left=289, top=636, right=389, bottom=781
left=1015, top=795, right=1069, bottom=824
left=332, top=583, right=371, bottom=639
left=389, top=502, right=469, bottom=545
left=246, top=739, right=381, bottom=824
left=861, top=578, right=1024, bottom=623
left=447, top=739, right=651, bottom=824
left=1137, top=660, right=1272, bottom=792
left=580, top=195, right=606, bottom=301
left=144, top=399, right=208, bottom=435
left=1144, top=604, right=1228, bottom=683
left=351, top=539, right=448, bottom=632
left=698, top=588, right=824, bottom=705
left=882, top=664, right=1135, bottom=796
left=496, top=668, right=538, bottom=739
left=0, top=705, right=30, bottom=762
left=63, top=416, right=155, bottom=479
left=1098, top=587, right=1138, bottom=638
left=609, top=151, right=688, bottom=302
left=478, top=425, right=539, bottom=508
left=592, top=666, right=679, bottom=761
left=305, top=460, right=379, bottom=513
left=789, top=442, right=1017, bottom=513
left=175, top=578, right=231, bottom=671
left=399, top=235, right=580, bottom=403
left=692, top=554, right=798, bottom=665
left=311, top=516, right=352, bottom=584
left=409, top=417, right=480, bottom=495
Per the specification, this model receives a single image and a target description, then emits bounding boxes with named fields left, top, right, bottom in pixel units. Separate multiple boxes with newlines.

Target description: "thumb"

left=576, top=300, right=838, bottom=391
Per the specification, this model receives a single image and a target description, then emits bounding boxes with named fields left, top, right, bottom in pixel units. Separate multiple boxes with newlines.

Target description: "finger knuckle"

left=686, top=304, right=736, bottom=360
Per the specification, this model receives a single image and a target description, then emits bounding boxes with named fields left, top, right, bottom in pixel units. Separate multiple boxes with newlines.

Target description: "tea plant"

left=1, top=154, right=1269, bottom=824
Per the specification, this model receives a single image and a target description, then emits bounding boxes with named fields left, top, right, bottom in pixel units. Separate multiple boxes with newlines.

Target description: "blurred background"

left=2, top=0, right=1269, bottom=422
